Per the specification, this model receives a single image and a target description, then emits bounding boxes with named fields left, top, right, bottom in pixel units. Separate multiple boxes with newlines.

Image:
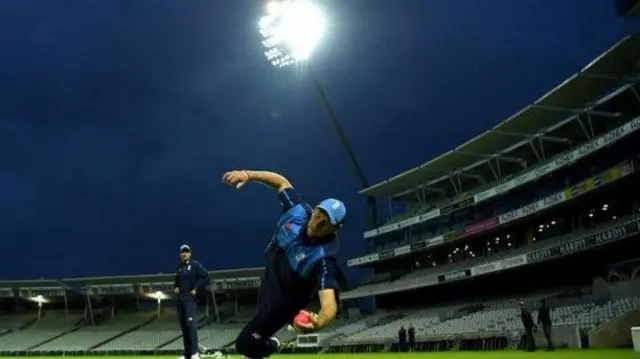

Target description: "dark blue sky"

left=0, top=0, right=636, bottom=280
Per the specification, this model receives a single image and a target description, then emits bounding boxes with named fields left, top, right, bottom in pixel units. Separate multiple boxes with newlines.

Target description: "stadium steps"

left=155, top=314, right=210, bottom=349
left=88, top=315, right=158, bottom=350
left=20, top=316, right=39, bottom=330
left=27, top=325, right=84, bottom=350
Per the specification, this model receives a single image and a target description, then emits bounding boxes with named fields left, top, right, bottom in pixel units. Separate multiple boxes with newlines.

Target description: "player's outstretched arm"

left=222, top=170, right=292, bottom=191
left=315, top=288, right=338, bottom=328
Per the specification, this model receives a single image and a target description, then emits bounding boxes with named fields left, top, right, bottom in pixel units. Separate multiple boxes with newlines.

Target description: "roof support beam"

left=533, top=104, right=622, bottom=118
left=456, top=151, right=525, bottom=165
left=449, top=173, right=462, bottom=196
left=493, top=130, right=570, bottom=144
left=631, top=86, right=640, bottom=104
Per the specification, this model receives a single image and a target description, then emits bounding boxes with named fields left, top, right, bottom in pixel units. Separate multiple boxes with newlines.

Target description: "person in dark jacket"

left=538, top=299, right=554, bottom=350
left=174, top=244, right=211, bottom=359
left=398, top=325, right=407, bottom=352
left=408, top=323, right=416, bottom=351
left=520, top=302, right=536, bottom=352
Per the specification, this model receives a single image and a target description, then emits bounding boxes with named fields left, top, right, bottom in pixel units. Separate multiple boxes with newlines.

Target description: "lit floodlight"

left=258, top=0, right=326, bottom=67
left=148, top=291, right=168, bottom=301
left=30, top=295, right=48, bottom=304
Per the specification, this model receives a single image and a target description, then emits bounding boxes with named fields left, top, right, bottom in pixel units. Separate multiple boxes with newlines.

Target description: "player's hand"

left=294, top=310, right=319, bottom=332
left=190, top=289, right=196, bottom=296
left=174, top=288, right=179, bottom=294
left=222, top=170, right=250, bottom=189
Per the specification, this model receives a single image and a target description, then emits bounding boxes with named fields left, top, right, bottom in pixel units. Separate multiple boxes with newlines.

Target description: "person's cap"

left=179, top=244, right=191, bottom=252
left=317, top=198, right=346, bottom=226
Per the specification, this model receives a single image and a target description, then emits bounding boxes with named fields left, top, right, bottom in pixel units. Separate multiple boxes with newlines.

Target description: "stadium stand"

left=0, top=311, right=82, bottom=351
left=0, top=35, right=639, bottom=357
left=335, top=34, right=640, bottom=352
left=32, top=311, right=155, bottom=351
left=93, top=309, right=206, bottom=352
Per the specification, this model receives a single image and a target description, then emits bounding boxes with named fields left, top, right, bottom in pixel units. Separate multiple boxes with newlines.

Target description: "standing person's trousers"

left=523, top=327, right=536, bottom=351
left=542, top=323, right=554, bottom=349
left=177, top=297, right=199, bottom=358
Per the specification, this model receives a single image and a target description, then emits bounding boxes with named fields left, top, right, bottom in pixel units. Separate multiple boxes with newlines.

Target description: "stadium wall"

left=588, top=308, right=640, bottom=348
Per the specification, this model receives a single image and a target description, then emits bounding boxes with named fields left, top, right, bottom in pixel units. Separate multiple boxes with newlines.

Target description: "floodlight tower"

left=258, top=0, right=377, bottom=228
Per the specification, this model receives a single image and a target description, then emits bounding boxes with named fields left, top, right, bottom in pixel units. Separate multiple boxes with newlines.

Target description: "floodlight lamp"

left=258, top=0, right=326, bottom=67
left=31, top=294, right=47, bottom=304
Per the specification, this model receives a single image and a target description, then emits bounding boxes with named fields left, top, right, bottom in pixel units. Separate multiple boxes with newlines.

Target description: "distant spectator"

left=519, top=302, right=536, bottom=352
left=408, top=323, right=416, bottom=351
left=537, top=299, right=554, bottom=351
left=398, top=325, right=407, bottom=352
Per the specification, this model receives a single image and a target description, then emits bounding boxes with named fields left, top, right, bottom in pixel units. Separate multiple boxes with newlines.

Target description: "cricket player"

left=174, top=244, right=211, bottom=359
left=222, top=169, right=346, bottom=359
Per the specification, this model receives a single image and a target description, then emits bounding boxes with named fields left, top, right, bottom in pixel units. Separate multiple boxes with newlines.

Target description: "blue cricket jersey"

left=263, top=187, right=344, bottom=300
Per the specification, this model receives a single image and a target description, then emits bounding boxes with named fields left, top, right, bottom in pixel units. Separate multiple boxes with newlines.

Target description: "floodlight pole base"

left=306, top=64, right=377, bottom=230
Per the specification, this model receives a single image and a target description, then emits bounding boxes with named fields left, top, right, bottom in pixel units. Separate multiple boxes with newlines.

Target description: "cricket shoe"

left=270, top=336, right=281, bottom=350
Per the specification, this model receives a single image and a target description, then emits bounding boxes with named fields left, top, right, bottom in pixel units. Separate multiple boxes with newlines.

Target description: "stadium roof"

left=360, top=34, right=640, bottom=198
left=0, top=267, right=264, bottom=288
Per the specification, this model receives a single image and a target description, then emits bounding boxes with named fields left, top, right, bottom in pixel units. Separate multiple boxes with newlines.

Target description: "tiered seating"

left=93, top=310, right=187, bottom=351
left=0, top=313, right=37, bottom=331
left=0, top=311, right=83, bottom=351
left=326, top=312, right=388, bottom=340
left=162, top=324, right=244, bottom=350
left=33, top=312, right=153, bottom=351
left=337, top=295, right=640, bottom=342
left=574, top=296, right=640, bottom=331
left=341, top=308, right=443, bottom=342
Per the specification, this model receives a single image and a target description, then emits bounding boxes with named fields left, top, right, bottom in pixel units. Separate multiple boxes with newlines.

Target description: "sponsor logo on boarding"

left=526, top=220, right=640, bottom=264
left=500, top=210, right=520, bottom=223
left=378, top=249, right=395, bottom=259
left=462, top=217, right=499, bottom=236
left=543, top=192, right=564, bottom=207
left=521, top=202, right=540, bottom=216
left=348, top=253, right=378, bottom=266
left=473, top=262, right=500, bottom=276
left=440, top=204, right=455, bottom=216
left=554, top=153, right=573, bottom=167
left=602, top=127, right=624, bottom=144
left=502, top=255, right=526, bottom=269
left=474, top=189, right=493, bottom=202
left=443, top=230, right=460, bottom=242
left=410, top=241, right=426, bottom=252
left=577, top=140, right=598, bottom=157
left=439, top=269, right=471, bottom=282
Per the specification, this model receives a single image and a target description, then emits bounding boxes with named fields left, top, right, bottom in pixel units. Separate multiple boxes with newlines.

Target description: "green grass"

left=2, top=350, right=638, bottom=359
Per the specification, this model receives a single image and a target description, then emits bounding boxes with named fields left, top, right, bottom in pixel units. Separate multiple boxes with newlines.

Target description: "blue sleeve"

left=313, top=258, right=339, bottom=291
left=195, top=262, right=211, bottom=291
left=278, top=187, right=301, bottom=213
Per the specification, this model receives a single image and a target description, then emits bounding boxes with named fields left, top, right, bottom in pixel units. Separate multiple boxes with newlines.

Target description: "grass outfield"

left=2, top=351, right=638, bottom=359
